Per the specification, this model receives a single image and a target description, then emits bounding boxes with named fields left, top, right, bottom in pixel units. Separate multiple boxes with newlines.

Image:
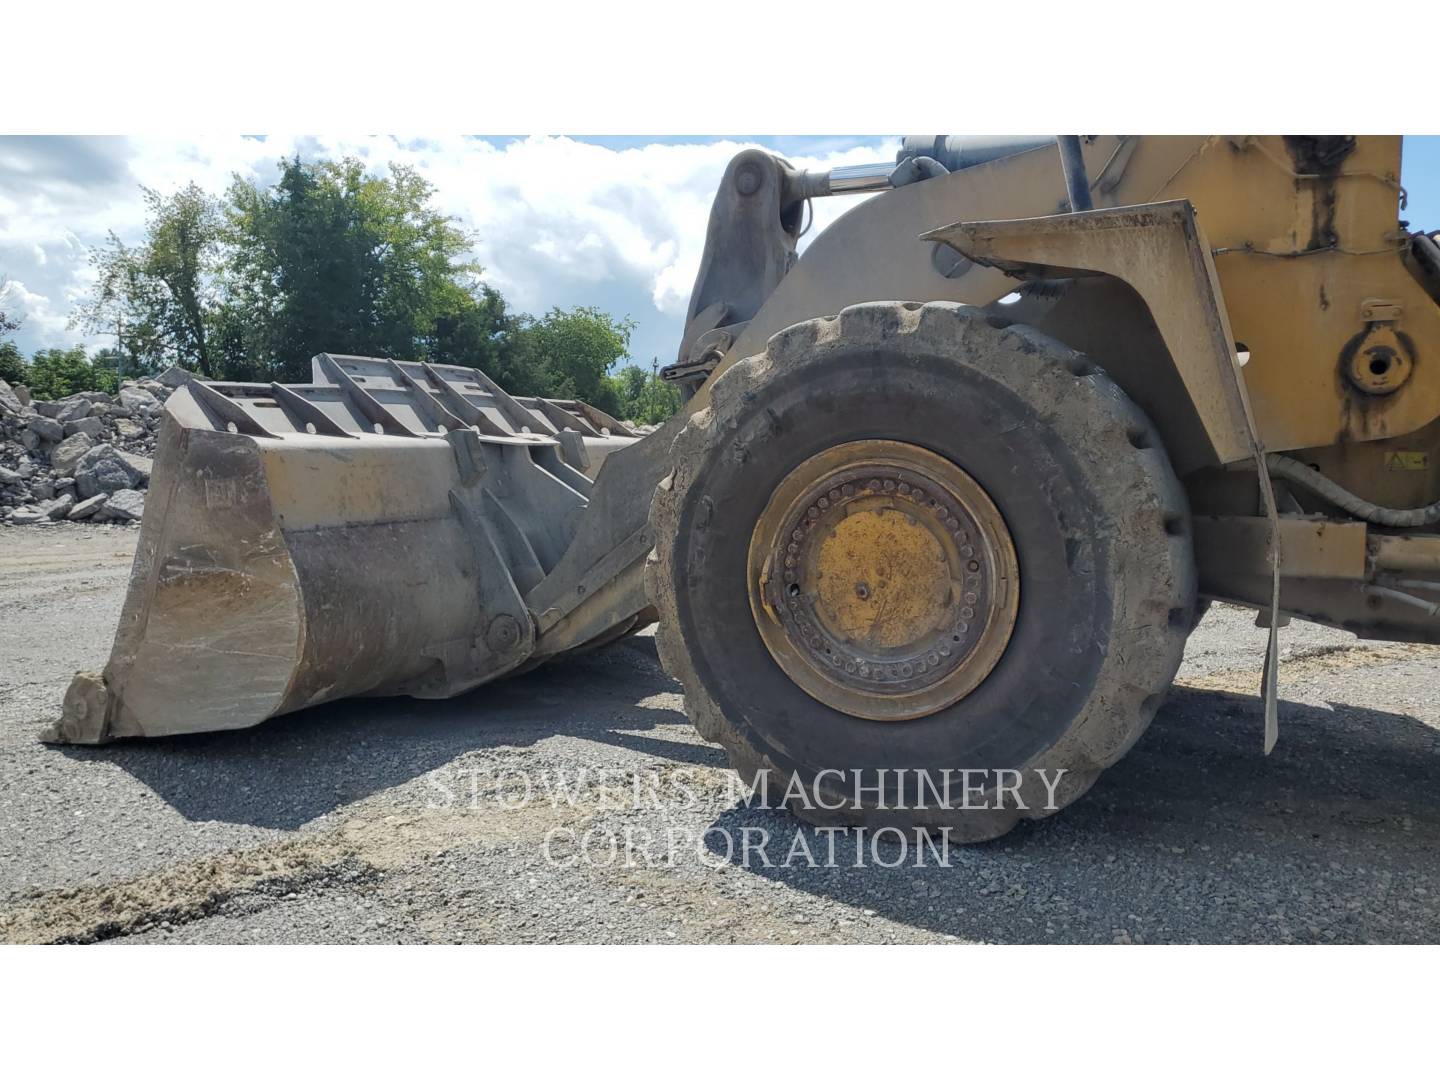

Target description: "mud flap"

left=1256, top=461, right=1282, bottom=754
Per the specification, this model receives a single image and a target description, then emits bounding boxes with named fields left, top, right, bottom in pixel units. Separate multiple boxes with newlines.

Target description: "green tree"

left=224, top=157, right=481, bottom=380
left=63, top=158, right=641, bottom=404
left=91, top=347, right=124, bottom=389
left=74, top=184, right=223, bottom=377
left=606, top=362, right=681, bottom=424
left=0, top=341, right=24, bottom=385
left=425, top=282, right=516, bottom=374
left=25, top=346, right=117, bottom=399
left=0, top=287, right=24, bottom=384
left=509, top=306, right=634, bottom=413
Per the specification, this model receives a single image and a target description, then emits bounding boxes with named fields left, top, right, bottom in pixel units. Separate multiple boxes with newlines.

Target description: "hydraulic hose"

left=1265, top=453, right=1440, bottom=528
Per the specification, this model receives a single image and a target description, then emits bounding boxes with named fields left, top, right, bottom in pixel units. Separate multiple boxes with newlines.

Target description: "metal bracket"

left=185, top=380, right=279, bottom=438
left=661, top=325, right=736, bottom=388
left=1361, top=298, right=1403, bottom=323
left=429, top=427, right=536, bottom=692
left=674, top=150, right=804, bottom=377
left=532, top=524, right=653, bottom=634
left=927, top=199, right=1284, bottom=750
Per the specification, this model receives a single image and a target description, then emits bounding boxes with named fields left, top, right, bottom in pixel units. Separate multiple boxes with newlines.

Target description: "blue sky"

left=1401, top=136, right=1440, bottom=229
left=3, top=135, right=1438, bottom=375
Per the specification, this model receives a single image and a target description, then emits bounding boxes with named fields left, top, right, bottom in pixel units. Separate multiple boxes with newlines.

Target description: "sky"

left=2, top=135, right=1439, bottom=374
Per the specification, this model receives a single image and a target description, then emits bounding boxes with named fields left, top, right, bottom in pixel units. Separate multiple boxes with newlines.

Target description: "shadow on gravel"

left=55, top=635, right=704, bottom=831
left=703, top=687, right=1440, bottom=943
left=47, top=629, right=1440, bottom=941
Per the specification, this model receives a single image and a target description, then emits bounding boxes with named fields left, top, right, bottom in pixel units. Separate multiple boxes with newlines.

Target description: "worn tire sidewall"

left=671, top=342, right=1115, bottom=784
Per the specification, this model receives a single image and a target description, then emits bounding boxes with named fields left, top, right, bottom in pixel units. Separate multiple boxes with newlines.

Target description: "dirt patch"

left=0, top=761, right=732, bottom=943
left=2, top=833, right=372, bottom=944
left=1177, top=641, right=1435, bottom=696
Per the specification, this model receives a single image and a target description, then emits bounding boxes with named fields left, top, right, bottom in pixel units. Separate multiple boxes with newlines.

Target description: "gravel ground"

left=3, top=523, right=1440, bottom=944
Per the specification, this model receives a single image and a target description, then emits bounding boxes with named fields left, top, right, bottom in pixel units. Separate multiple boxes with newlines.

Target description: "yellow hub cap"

left=748, top=440, right=1019, bottom=721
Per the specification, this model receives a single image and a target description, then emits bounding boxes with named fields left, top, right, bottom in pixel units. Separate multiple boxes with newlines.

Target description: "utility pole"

left=114, top=313, right=126, bottom=382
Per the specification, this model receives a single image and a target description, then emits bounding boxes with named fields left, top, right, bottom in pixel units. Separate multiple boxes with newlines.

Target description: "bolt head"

left=486, top=614, right=522, bottom=653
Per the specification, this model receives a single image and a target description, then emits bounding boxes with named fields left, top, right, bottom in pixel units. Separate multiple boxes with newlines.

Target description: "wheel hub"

left=748, top=440, right=1019, bottom=721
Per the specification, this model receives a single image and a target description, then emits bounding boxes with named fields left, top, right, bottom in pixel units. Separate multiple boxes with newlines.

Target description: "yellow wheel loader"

left=48, top=135, right=1440, bottom=841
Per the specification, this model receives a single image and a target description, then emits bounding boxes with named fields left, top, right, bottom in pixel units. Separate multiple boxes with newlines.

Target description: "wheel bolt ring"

left=748, top=440, right=1019, bottom=722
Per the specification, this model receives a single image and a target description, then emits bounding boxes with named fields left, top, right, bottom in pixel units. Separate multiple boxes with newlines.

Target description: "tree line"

left=0, top=158, right=681, bottom=424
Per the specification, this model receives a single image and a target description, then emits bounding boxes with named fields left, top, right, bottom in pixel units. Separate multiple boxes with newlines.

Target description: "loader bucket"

left=43, top=354, right=639, bottom=744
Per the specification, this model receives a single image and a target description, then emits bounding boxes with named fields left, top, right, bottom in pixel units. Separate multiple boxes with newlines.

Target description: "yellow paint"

left=746, top=440, right=1019, bottom=722
left=707, top=136, right=1440, bottom=459
left=812, top=504, right=952, bottom=649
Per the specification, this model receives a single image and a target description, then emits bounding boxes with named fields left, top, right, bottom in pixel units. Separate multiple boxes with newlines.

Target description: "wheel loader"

left=46, top=135, right=1440, bottom=841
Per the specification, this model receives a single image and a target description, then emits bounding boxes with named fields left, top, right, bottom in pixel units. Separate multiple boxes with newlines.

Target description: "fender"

left=926, top=200, right=1257, bottom=471
left=930, top=200, right=1282, bottom=750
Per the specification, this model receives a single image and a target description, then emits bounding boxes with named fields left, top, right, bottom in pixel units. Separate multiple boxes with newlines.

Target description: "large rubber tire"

left=646, top=302, right=1197, bottom=842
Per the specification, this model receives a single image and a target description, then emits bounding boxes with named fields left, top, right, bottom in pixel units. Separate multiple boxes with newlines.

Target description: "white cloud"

left=0, top=135, right=898, bottom=368
left=0, top=276, right=73, bottom=343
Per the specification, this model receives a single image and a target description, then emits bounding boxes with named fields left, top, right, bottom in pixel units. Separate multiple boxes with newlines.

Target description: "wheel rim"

left=747, top=439, right=1019, bottom=721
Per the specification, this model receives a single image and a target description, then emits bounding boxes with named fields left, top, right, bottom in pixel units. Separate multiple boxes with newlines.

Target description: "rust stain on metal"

left=1283, top=135, right=1356, bottom=251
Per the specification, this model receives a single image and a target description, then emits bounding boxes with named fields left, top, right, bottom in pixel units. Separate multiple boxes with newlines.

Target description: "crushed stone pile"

left=0, top=365, right=197, bottom=528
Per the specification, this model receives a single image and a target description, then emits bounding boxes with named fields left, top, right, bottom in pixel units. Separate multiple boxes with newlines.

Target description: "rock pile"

left=0, top=366, right=194, bottom=527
